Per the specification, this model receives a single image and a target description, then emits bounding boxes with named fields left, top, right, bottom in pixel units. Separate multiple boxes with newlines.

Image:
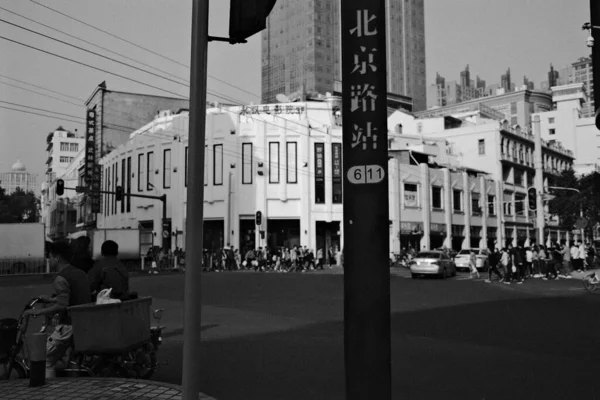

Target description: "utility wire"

left=0, top=35, right=187, bottom=99
left=0, top=73, right=81, bottom=101
left=30, top=0, right=188, bottom=69
left=0, top=104, right=81, bottom=124
left=0, top=18, right=190, bottom=88
left=0, top=79, right=82, bottom=107
left=26, top=0, right=260, bottom=99
left=0, top=100, right=84, bottom=120
left=0, top=5, right=189, bottom=85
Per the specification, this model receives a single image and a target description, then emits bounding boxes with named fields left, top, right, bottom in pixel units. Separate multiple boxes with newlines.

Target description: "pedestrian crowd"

left=483, top=241, right=597, bottom=284
left=204, top=244, right=341, bottom=273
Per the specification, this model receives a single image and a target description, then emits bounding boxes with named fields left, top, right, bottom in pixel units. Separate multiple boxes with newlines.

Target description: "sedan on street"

left=409, top=251, right=457, bottom=279
left=454, top=248, right=490, bottom=272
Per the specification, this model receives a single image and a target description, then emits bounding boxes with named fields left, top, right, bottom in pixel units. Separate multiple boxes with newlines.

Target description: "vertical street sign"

left=85, top=107, right=101, bottom=214
left=341, top=1, right=391, bottom=399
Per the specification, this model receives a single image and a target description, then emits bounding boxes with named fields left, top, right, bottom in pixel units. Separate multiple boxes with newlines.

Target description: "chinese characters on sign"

left=239, top=104, right=305, bottom=117
left=343, top=8, right=386, bottom=167
left=332, top=143, right=343, bottom=203
left=85, top=108, right=101, bottom=213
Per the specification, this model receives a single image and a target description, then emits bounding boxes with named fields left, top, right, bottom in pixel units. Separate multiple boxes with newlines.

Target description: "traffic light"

left=115, top=186, right=123, bottom=201
left=260, top=230, right=265, bottom=239
left=229, top=0, right=277, bottom=43
left=255, top=211, right=262, bottom=226
left=56, top=179, right=64, bottom=196
left=527, top=187, right=537, bottom=211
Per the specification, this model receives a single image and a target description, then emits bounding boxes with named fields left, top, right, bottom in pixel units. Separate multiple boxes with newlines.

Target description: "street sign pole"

left=182, top=0, right=208, bottom=399
left=341, top=1, right=391, bottom=399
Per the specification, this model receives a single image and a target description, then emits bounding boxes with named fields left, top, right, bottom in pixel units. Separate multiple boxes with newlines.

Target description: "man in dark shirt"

left=25, top=240, right=91, bottom=378
left=88, top=240, right=130, bottom=300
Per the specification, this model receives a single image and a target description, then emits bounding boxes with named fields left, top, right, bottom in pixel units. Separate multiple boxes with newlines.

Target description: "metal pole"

left=341, top=1, right=391, bottom=398
left=533, top=115, right=545, bottom=246
left=182, top=0, right=208, bottom=399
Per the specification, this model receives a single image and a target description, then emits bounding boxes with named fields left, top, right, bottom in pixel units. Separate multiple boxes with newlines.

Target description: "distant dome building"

left=0, top=159, right=38, bottom=195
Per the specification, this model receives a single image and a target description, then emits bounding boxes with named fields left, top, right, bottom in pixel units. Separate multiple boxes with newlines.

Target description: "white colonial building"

left=97, top=99, right=344, bottom=256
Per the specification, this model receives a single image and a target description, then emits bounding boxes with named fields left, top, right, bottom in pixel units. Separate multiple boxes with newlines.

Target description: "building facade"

left=97, top=101, right=345, bottom=257
left=80, top=82, right=189, bottom=229
left=417, top=89, right=553, bottom=130
left=0, top=160, right=38, bottom=195
left=540, top=58, right=594, bottom=117
left=261, top=0, right=426, bottom=110
left=45, top=126, right=84, bottom=185
left=389, top=110, right=576, bottom=248
left=535, top=83, right=600, bottom=175
left=41, top=150, right=85, bottom=240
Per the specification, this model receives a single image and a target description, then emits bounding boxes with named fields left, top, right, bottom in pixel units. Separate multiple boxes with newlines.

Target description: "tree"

left=579, top=171, right=600, bottom=237
left=0, top=186, right=40, bottom=223
left=548, top=169, right=581, bottom=229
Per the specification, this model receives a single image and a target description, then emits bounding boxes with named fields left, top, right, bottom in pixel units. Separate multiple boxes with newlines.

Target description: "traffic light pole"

left=62, top=187, right=168, bottom=247
left=182, top=1, right=208, bottom=399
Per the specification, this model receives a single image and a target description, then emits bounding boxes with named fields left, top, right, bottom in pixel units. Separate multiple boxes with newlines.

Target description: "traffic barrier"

left=26, top=332, right=46, bottom=386
left=0, top=258, right=49, bottom=276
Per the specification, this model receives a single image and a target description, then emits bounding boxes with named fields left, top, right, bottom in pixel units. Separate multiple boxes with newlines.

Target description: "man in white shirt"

left=571, top=243, right=581, bottom=271
left=578, top=241, right=587, bottom=270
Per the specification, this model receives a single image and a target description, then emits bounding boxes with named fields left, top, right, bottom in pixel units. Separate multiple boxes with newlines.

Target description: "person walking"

left=316, top=248, right=324, bottom=270
left=486, top=248, right=503, bottom=283
left=469, top=250, right=480, bottom=279
left=501, top=247, right=512, bottom=284
left=88, top=240, right=130, bottom=301
left=525, top=247, right=533, bottom=278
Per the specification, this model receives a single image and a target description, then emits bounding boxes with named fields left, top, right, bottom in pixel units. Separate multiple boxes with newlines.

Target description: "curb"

left=0, top=377, right=217, bottom=400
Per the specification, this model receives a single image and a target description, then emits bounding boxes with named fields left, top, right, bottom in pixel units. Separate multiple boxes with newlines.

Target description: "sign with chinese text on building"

left=332, top=143, right=342, bottom=203
left=85, top=108, right=102, bottom=214
left=341, top=1, right=391, bottom=397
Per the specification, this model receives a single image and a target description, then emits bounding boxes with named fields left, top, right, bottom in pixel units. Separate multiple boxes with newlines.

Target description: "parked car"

left=454, top=248, right=490, bottom=271
left=409, top=251, right=457, bottom=279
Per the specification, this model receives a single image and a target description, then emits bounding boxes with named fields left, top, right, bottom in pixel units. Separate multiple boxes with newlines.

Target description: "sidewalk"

left=0, top=377, right=216, bottom=400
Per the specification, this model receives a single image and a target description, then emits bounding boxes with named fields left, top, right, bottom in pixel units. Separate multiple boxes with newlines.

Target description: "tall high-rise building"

left=501, top=68, right=512, bottom=93
left=261, top=0, right=426, bottom=110
left=460, top=65, right=471, bottom=88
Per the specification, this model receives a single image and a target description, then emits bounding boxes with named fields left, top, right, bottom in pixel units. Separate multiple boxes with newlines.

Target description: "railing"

left=0, top=258, right=50, bottom=276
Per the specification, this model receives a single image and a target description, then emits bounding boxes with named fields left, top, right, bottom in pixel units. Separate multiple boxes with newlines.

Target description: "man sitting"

left=88, top=240, right=130, bottom=301
left=24, top=241, right=91, bottom=378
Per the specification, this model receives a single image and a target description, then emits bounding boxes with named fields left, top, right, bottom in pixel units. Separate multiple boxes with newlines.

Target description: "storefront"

left=267, top=219, right=300, bottom=250
left=239, top=217, right=256, bottom=256
left=486, top=227, right=497, bottom=250
left=430, top=223, right=446, bottom=249
left=203, top=219, right=224, bottom=252
left=451, top=224, right=464, bottom=251
left=516, top=228, right=528, bottom=247
left=400, top=222, right=423, bottom=251
left=470, top=226, right=482, bottom=249
left=316, top=221, right=341, bottom=257
left=528, top=228, right=537, bottom=247
left=504, top=227, right=514, bottom=248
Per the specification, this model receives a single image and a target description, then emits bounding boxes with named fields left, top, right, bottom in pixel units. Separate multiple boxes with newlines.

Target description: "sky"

left=0, top=0, right=593, bottom=187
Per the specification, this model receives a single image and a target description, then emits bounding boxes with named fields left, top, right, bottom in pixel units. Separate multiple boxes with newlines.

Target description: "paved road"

left=1, top=269, right=598, bottom=399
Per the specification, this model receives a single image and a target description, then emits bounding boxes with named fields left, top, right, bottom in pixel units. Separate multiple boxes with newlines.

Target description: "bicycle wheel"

left=583, top=279, right=599, bottom=293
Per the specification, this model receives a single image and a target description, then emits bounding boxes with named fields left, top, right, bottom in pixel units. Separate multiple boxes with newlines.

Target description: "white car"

left=409, top=251, right=457, bottom=279
left=454, top=248, right=490, bottom=271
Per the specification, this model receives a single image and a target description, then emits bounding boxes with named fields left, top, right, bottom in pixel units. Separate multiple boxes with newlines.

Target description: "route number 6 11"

left=347, top=165, right=385, bottom=184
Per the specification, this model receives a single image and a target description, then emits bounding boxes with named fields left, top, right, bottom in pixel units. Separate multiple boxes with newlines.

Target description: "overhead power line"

left=0, top=35, right=188, bottom=99
left=30, top=0, right=188, bottom=69
left=25, top=1, right=260, bottom=99
left=0, top=5, right=188, bottom=85
left=0, top=104, right=81, bottom=124
left=0, top=17, right=188, bottom=87
left=0, top=79, right=82, bottom=107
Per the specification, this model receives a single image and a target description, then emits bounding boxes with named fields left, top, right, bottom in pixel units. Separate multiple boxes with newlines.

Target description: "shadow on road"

left=157, top=294, right=600, bottom=400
